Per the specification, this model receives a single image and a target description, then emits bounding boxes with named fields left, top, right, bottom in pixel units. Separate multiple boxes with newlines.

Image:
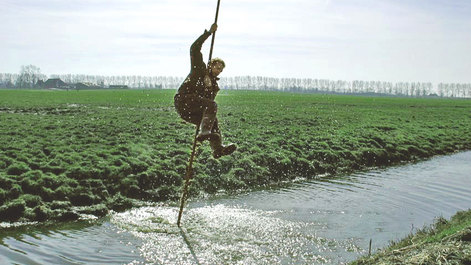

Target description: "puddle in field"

left=0, top=107, right=84, bottom=115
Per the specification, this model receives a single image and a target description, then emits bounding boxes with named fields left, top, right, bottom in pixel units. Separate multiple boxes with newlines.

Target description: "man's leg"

left=209, top=118, right=237, bottom=159
left=174, top=94, right=201, bottom=125
left=174, top=94, right=220, bottom=142
left=195, top=98, right=220, bottom=142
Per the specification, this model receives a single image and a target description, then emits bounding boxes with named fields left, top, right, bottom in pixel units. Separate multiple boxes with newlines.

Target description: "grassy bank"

left=351, top=209, right=471, bottom=265
left=1, top=89, right=470, bottom=222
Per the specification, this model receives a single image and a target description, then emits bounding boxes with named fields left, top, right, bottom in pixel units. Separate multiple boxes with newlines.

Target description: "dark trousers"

left=174, top=94, right=220, bottom=134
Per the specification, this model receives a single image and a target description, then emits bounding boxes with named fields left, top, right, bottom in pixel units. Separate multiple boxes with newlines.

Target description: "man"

left=174, top=23, right=237, bottom=159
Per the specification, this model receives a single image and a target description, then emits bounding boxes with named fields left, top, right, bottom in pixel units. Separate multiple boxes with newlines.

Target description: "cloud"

left=1, top=0, right=470, bottom=83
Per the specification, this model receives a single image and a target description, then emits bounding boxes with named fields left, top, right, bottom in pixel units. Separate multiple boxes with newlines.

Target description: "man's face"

left=211, top=62, right=224, bottom=77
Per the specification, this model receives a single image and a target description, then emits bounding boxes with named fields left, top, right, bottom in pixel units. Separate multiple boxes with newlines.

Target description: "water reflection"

left=0, top=221, right=142, bottom=265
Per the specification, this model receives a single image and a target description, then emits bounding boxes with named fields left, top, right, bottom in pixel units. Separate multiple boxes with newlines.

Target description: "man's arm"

left=190, top=24, right=217, bottom=70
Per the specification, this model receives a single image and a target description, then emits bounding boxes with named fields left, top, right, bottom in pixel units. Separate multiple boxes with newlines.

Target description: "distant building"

left=74, top=82, right=107, bottom=90
left=74, top=82, right=98, bottom=90
left=109, top=85, right=129, bottom=89
left=44, top=78, right=68, bottom=89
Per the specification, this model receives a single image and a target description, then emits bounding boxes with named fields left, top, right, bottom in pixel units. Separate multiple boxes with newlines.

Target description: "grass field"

left=1, top=89, right=470, bottom=222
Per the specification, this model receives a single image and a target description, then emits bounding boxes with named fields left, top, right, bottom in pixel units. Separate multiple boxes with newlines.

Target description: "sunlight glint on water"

left=110, top=151, right=471, bottom=265
left=111, top=205, right=359, bottom=264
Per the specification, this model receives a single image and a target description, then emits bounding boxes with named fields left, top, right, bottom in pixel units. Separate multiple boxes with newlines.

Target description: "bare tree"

left=16, top=65, right=46, bottom=88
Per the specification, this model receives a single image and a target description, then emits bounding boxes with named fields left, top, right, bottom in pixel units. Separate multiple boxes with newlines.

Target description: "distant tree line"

left=0, top=65, right=47, bottom=89
left=1, top=65, right=470, bottom=98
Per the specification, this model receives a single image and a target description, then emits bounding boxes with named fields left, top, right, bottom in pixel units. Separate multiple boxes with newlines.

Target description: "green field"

left=1, top=89, right=470, bottom=222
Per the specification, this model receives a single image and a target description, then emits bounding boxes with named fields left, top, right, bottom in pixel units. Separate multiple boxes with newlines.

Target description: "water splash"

left=111, top=204, right=360, bottom=264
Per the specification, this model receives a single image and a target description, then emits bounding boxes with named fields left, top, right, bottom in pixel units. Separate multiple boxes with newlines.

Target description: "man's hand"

left=209, top=23, right=218, bottom=34
left=204, top=74, right=212, bottom=88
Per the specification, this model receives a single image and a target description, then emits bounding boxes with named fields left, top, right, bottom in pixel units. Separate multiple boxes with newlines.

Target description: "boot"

left=196, top=112, right=219, bottom=142
left=210, top=134, right=237, bottom=159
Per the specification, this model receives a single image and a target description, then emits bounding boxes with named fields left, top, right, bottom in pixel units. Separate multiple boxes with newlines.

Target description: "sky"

left=1, top=0, right=470, bottom=84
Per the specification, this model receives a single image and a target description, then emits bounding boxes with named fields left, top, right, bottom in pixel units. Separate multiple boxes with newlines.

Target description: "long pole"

left=177, top=126, right=200, bottom=227
left=177, top=0, right=222, bottom=227
left=208, top=0, right=221, bottom=64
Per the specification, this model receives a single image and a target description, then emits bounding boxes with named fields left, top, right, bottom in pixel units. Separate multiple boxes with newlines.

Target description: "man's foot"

left=213, top=144, right=237, bottom=159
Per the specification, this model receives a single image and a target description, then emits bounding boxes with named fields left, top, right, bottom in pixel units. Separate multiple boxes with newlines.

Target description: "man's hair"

left=209, top=57, right=225, bottom=68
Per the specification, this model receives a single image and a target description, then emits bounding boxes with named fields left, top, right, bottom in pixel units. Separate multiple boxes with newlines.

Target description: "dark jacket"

left=176, top=30, right=220, bottom=100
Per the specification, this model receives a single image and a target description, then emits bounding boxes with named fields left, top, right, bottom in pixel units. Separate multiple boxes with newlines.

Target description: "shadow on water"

left=179, top=227, right=201, bottom=265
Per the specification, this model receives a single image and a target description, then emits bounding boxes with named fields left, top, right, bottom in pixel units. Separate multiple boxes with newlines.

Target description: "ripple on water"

left=111, top=205, right=363, bottom=264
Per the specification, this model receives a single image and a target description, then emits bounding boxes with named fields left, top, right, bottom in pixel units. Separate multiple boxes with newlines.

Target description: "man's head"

left=209, top=57, right=225, bottom=77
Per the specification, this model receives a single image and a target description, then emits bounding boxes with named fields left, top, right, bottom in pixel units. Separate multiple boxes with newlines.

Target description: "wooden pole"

left=369, top=239, right=372, bottom=256
left=208, top=0, right=221, bottom=65
left=177, top=126, right=200, bottom=227
left=177, top=0, right=222, bottom=227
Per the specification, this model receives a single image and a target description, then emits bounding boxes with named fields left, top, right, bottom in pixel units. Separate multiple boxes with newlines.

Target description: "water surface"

left=1, top=151, right=471, bottom=264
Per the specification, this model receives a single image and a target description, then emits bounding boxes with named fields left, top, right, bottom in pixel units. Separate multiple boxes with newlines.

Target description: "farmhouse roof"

left=44, top=78, right=67, bottom=88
